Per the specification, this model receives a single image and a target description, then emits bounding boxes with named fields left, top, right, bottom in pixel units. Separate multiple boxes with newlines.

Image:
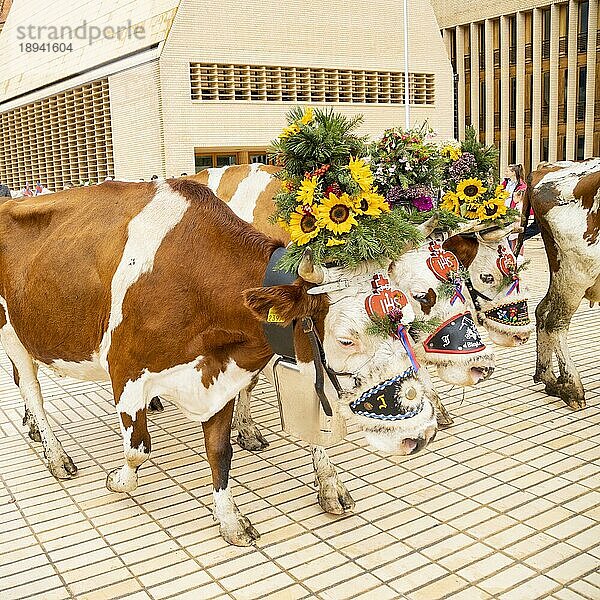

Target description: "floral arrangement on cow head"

left=439, top=127, right=520, bottom=225
left=270, top=107, right=423, bottom=272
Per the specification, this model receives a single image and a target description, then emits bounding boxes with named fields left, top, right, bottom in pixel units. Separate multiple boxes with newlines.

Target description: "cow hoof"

left=317, top=480, right=355, bottom=515
left=49, top=455, right=78, bottom=480
left=237, top=429, right=269, bottom=451
left=106, top=468, right=138, bottom=493
left=436, top=413, right=454, bottom=429
left=562, top=396, right=586, bottom=410
left=220, top=516, right=260, bottom=546
left=148, top=397, right=164, bottom=412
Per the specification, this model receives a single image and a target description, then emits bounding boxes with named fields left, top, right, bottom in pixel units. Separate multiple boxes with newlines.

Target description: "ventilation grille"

left=0, top=79, right=114, bottom=191
left=190, top=63, right=435, bottom=105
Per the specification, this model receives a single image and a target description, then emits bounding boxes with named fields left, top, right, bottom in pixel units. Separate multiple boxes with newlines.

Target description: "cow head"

left=244, top=253, right=437, bottom=456
left=390, top=241, right=495, bottom=387
left=444, top=226, right=533, bottom=347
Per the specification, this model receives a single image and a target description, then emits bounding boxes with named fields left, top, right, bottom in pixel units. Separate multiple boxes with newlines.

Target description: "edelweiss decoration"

left=271, top=107, right=423, bottom=272
left=439, top=127, right=520, bottom=226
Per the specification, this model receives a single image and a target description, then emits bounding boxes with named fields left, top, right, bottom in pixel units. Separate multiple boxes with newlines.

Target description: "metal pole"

left=403, top=0, right=410, bottom=129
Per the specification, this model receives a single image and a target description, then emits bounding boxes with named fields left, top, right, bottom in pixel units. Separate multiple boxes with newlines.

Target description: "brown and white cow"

left=515, top=158, right=600, bottom=409
left=0, top=179, right=438, bottom=545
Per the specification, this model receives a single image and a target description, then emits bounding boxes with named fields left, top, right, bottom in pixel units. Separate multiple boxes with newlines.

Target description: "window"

left=542, top=138, right=549, bottom=161
left=194, top=149, right=271, bottom=172
left=479, top=23, right=485, bottom=66
left=190, top=63, right=436, bottom=105
left=578, top=1, right=589, bottom=51
left=577, top=134, right=585, bottom=160
left=510, top=140, right=517, bottom=164
left=510, top=77, right=517, bottom=127
left=577, top=66, right=587, bottom=120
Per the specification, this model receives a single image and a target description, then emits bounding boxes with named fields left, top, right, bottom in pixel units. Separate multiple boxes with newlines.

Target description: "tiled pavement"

left=0, top=236, right=598, bottom=600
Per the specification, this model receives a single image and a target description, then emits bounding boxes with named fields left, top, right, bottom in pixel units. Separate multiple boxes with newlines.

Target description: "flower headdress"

left=270, top=107, right=423, bottom=272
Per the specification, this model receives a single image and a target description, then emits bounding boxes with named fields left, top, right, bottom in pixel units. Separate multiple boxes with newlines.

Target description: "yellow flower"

left=299, top=107, right=314, bottom=125
left=276, top=218, right=290, bottom=232
left=441, top=191, right=461, bottom=214
left=494, top=184, right=510, bottom=202
left=279, top=123, right=300, bottom=139
left=288, top=206, right=321, bottom=245
left=296, top=176, right=319, bottom=205
left=282, top=180, right=296, bottom=192
left=326, top=236, right=347, bottom=246
left=477, top=197, right=508, bottom=221
left=348, top=157, right=374, bottom=192
left=441, top=144, right=462, bottom=161
left=353, top=191, right=390, bottom=216
left=456, top=178, right=487, bottom=201
left=316, top=193, right=358, bottom=234
left=462, top=201, right=482, bottom=220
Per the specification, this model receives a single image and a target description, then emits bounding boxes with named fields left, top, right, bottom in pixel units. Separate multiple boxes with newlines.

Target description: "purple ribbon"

left=395, top=324, right=420, bottom=372
left=450, top=280, right=466, bottom=305
left=506, top=276, right=520, bottom=296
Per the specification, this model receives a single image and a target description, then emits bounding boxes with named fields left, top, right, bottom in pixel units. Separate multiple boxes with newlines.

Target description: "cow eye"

left=338, top=338, right=354, bottom=347
left=480, top=274, right=495, bottom=284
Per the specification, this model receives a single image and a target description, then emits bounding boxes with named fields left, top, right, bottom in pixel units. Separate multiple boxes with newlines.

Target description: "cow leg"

left=0, top=326, right=76, bottom=479
left=233, top=375, right=269, bottom=451
left=535, top=278, right=586, bottom=409
left=312, top=446, right=355, bottom=514
left=106, top=402, right=152, bottom=493
left=419, top=368, right=453, bottom=428
left=204, top=399, right=259, bottom=546
left=12, top=360, right=43, bottom=442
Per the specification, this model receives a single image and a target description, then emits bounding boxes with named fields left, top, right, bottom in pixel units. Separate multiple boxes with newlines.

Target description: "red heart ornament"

left=365, top=274, right=408, bottom=319
left=426, top=241, right=460, bottom=282
left=496, top=245, right=516, bottom=277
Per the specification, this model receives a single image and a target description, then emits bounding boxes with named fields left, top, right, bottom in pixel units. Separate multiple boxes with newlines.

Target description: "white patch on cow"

left=227, top=163, right=272, bottom=223
left=117, top=357, right=255, bottom=422
left=206, top=166, right=230, bottom=193
left=48, top=353, right=110, bottom=381
left=536, top=159, right=600, bottom=203
left=99, top=183, right=190, bottom=370
left=213, top=486, right=238, bottom=522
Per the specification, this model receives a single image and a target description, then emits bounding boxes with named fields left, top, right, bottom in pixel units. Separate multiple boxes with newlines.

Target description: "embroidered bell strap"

left=423, top=311, right=486, bottom=354
left=484, top=299, right=530, bottom=326
left=450, top=280, right=466, bottom=306
left=394, top=324, right=420, bottom=372
left=506, top=276, right=520, bottom=296
left=349, top=368, right=423, bottom=421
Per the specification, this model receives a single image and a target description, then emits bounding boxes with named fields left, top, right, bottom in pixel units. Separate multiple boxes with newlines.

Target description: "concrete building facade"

left=431, top=0, right=600, bottom=174
left=0, top=0, right=454, bottom=191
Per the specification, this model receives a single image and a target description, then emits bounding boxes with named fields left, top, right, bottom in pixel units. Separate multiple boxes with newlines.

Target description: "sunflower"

left=288, top=205, right=321, bottom=245
left=477, top=198, right=508, bottom=221
left=348, top=157, right=374, bottom=192
left=456, top=178, right=487, bottom=201
left=296, top=176, right=319, bottom=205
left=299, top=107, right=314, bottom=125
left=462, top=201, right=482, bottom=220
left=441, top=190, right=461, bottom=214
left=353, top=191, right=390, bottom=216
left=279, top=123, right=300, bottom=139
left=316, top=193, right=358, bottom=234
left=494, top=184, right=510, bottom=203
left=326, top=236, right=347, bottom=246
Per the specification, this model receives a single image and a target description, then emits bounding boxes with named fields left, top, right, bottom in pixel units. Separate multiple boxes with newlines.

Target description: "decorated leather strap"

left=484, top=300, right=530, bottom=326
left=423, top=311, right=486, bottom=354
left=349, top=368, right=423, bottom=421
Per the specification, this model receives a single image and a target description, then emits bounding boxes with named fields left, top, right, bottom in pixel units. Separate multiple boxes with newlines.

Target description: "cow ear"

left=243, top=284, right=322, bottom=325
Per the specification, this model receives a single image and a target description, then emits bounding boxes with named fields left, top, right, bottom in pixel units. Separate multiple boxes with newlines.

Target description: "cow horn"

left=477, top=226, right=512, bottom=242
left=417, top=215, right=439, bottom=238
left=298, top=248, right=325, bottom=284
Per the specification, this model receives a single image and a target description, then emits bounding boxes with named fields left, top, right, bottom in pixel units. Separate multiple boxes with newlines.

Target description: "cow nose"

left=409, top=437, right=429, bottom=454
left=470, top=365, right=494, bottom=383
left=513, top=333, right=530, bottom=345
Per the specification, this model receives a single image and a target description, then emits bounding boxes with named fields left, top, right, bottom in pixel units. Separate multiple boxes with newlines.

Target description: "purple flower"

left=385, top=185, right=409, bottom=208
left=448, top=152, right=477, bottom=182
left=412, top=195, right=434, bottom=211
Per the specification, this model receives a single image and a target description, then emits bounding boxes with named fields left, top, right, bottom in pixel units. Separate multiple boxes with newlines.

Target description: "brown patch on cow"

left=193, top=170, right=210, bottom=186
left=0, top=304, right=5, bottom=329
left=443, top=235, right=478, bottom=268
left=215, top=165, right=252, bottom=201
left=120, top=409, right=151, bottom=452
left=418, top=288, right=437, bottom=316
left=0, top=182, right=155, bottom=364
left=107, top=178, right=285, bottom=401
left=572, top=171, right=600, bottom=245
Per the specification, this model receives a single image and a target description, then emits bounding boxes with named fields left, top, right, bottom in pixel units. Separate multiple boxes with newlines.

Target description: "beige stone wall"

left=109, top=60, right=164, bottom=180
left=157, top=0, right=454, bottom=175
left=431, top=0, right=566, bottom=28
